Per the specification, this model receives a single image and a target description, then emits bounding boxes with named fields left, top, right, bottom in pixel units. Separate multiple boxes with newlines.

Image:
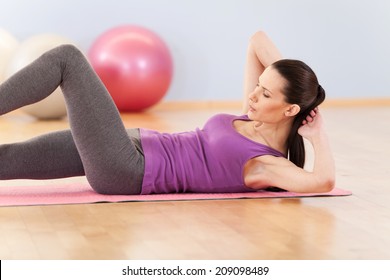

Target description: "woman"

left=241, top=31, right=334, bottom=193
left=0, top=31, right=335, bottom=195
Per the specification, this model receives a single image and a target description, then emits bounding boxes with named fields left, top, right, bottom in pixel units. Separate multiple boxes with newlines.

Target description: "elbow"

left=319, top=177, right=336, bottom=193
left=250, top=30, right=267, bottom=43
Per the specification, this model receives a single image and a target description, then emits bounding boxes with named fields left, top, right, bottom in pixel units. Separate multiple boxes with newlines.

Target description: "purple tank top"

left=139, top=114, right=286, bottom=194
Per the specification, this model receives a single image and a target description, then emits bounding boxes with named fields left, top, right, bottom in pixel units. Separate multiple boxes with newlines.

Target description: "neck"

left=253, top=118, right=293, bottom=153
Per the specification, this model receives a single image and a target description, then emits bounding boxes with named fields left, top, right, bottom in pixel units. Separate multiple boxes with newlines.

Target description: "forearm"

left=311, top=132, right=336, bottom=191
left=242, top=31, right=282, bottom=113
left=243, top=42, right=263, bottom=113
left=250, top=31, right=283, bottom=68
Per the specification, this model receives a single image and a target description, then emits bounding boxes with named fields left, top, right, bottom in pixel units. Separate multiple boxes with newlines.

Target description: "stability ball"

left=6, top=34, right=73, bottom=119
left=89, top=25, right=173, bottom=111
left=0, top=28, right=19, bottom=83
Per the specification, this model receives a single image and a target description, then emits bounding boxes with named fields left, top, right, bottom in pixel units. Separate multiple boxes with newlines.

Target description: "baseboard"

left=323, top=98, right=390, bottom=107
left=152, top=98, right=390, bottom=111
left=151, top=100, right=243, bottom=111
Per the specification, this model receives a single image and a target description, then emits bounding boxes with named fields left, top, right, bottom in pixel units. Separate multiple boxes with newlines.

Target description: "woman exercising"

left=0, top=31, right=335, bottom=195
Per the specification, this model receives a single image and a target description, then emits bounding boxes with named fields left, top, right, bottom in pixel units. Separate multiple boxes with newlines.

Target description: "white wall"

left=1, top=0, right=389, bottom=101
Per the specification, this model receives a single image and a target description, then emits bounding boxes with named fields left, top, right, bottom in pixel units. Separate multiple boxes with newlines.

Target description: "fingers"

left=301, top=107, right=318, bottom=125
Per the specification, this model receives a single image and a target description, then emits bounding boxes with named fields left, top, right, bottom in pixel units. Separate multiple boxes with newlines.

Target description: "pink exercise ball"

left=88, top=25, right=173, bottom=111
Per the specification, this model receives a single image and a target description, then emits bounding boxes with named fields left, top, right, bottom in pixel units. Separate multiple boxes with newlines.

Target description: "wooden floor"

left=0, top=102, right=390, bottom=260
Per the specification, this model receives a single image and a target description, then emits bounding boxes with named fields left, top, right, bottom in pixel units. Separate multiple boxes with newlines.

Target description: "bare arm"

left=248, top=109, right=336, bottom=193
left=243, top=31, right=283, bottom=113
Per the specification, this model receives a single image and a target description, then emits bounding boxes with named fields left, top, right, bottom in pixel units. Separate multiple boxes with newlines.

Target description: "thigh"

left=50, top=45, right=144, bottom=194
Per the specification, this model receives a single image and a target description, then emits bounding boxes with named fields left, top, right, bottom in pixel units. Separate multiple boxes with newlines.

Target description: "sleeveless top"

left=139, top=114, right=286, bottom=194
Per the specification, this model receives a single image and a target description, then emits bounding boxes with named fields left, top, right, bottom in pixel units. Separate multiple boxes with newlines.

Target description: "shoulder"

left=213, top=113, right=245, bottom=119
left=256, top=154, right=292, bottom=166
left=208, top=113, right=247, bottom=120
left=244, top=155, right=291, bottom=189
left=245, top=154, right=291, bottom=174
left=204, top=113, right=245, bottom=127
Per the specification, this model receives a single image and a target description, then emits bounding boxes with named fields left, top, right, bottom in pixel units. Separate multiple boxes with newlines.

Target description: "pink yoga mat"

left=0, top=183, right=351, bottom=207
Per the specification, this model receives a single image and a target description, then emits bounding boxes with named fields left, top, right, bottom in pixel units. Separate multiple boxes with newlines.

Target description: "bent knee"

left=47, top=44, right=85, bottom=62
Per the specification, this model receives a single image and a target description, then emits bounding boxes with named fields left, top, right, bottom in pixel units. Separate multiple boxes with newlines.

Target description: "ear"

left=285, top=104, right=301, bottom=117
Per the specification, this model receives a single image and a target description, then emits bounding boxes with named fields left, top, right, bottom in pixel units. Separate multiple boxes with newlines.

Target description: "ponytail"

left=287, top=85, right=326, bottom=168
left=271, top=59, right=326, bottom=168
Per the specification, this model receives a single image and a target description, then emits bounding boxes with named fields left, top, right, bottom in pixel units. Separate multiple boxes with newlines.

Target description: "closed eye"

left=262, top=88, right=271, bottom=98
left=263, top=92, right=271, bottom=98
left=256, top=82, right=271, bottom=98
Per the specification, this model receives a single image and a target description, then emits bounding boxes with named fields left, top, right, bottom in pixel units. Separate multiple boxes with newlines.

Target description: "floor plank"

left=0, top=104, right=390, bottom=259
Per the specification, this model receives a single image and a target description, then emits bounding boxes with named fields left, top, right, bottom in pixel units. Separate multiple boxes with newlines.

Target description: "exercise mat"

left=0, top=183, right=351, bottom=207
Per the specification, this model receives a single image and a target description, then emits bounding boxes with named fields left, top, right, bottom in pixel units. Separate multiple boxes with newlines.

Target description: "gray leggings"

left=0, top=45, right=144, bottom=195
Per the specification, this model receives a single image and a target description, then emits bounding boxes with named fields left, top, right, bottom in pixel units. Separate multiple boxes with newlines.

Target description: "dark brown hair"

left=271, top=59, right=326, bottom=168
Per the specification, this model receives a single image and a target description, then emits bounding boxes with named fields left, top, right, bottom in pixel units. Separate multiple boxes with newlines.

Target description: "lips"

left=248, top=99, right=256, bottom=112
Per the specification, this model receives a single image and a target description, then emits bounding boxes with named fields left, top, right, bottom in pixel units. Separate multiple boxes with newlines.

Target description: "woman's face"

left=247, top=66, right=292, bottom=124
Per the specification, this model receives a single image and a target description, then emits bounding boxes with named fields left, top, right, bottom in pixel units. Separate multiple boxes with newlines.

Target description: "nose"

left=249, top=90, right=258, bottom=103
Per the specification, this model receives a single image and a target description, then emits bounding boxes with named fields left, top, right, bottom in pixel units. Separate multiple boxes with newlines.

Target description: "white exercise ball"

left=6, top=34, right=76, bottom=120
left=0, top=28, right=19, bottom=83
